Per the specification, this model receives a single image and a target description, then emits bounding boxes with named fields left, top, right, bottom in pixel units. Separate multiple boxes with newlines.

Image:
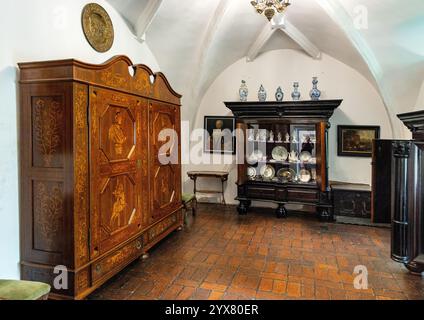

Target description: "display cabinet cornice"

left=225, top=100, right=342, bottom=221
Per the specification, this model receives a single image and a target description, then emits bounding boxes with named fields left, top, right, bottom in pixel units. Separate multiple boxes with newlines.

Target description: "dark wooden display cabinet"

left=225, top=100, right=342, bottom=221
left=391, top=111, right=424, bottom=274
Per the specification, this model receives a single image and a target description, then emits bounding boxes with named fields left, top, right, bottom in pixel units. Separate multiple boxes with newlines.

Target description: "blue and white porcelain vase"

left=258, top=85, right=267, bottom=102
left=275, top=86, right=284, bottom=102
left=239, top=80, right=248, bottom=102
left=291, top=82, right=301, bottom=101
left=309, top=77, right=321, bottom=100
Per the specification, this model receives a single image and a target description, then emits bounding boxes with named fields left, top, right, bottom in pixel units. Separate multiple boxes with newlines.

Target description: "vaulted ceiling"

left=107, top=0, right=424, bottom=137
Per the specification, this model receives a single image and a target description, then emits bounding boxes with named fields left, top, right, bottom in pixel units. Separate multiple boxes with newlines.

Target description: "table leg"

left=221, top=178, right=226, bottom=205
left=193, top=177, right=197, bottom=202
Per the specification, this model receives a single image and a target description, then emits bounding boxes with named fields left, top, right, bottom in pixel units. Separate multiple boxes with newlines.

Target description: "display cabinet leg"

left=276, top=205, right=288, bottom=219
left=237, top=200, right=250, bottom=215
left=318, top=207, right=334, bottom=222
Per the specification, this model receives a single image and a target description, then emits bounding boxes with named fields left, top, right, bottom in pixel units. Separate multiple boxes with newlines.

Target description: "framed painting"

left=337, top=125, right=380, bottom=157
left=204, top=116, right=236, bottom=154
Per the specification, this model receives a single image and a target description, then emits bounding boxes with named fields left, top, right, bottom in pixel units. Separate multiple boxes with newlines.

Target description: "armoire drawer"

left=91, top=237, right=143, bottom=284
left=287, top=189, right=318, bottom=203
left=246, top=186, right=275, bottom=200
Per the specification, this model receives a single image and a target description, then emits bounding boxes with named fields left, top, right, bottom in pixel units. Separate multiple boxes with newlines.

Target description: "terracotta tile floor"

left=89, top=204, right=424, bottom=300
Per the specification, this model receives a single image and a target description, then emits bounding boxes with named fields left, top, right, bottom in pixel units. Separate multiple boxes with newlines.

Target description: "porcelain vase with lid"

left=258, top=85, right=267, bottom=102
left=291, top=82, right=301, bottom=101
left=239, top=80, right=248, bottom=102
left=275, top=86, right=284, bottom=102
left=309, top=77, right=321, bottom=100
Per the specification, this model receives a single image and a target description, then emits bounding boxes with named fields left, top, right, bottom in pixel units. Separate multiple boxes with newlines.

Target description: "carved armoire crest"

left=19, top=56, right=183, bottom=299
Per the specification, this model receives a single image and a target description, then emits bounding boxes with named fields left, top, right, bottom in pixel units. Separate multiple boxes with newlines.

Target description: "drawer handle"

left=136, top=240, right=142, bottom=250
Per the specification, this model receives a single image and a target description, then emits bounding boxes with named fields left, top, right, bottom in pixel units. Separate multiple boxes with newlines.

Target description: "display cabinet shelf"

left=226, top=100, right=342, bottom=220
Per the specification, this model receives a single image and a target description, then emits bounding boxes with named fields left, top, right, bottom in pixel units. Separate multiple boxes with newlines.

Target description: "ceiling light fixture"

left=251, top=0, right=291, bottom=21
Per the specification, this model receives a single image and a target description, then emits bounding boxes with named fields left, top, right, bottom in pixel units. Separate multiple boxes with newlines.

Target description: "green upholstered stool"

left=0, top=280, right=51, bottom=300
left=182, top=193, right=197, bottom=217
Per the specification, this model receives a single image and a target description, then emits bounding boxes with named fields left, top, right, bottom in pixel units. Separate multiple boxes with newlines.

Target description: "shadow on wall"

left=329, top=108, right=374, bottom=184
left=0, top=65, right=21, bottom=279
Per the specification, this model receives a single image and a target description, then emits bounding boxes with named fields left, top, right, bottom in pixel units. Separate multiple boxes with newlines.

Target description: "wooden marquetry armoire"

left=18, top=56, right=183, bottom=299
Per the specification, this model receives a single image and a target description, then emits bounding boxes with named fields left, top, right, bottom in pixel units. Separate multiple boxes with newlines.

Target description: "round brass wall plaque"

left=82, top=3, right=114, bottom=53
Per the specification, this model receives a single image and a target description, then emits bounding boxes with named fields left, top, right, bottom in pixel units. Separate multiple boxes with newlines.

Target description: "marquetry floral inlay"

left=74, top=85, right=89, bottom=266
left=33, top=98, right=63, bottom=167
left=35, top=182, right=63, bottom=248
left=100, top=70, right=126, bottom=88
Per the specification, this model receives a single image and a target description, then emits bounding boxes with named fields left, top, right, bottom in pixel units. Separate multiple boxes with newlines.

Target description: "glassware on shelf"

left=311, top=168, right=317, bottom=181
left=247, top=129, right=255, bottom=141
left=269, top=130, right=274, bottom=142
left=247, top=149, right=263, bottom=164
left=255, top=131, right=260, bottom=141
left=259, top=129, right=267, bottom=142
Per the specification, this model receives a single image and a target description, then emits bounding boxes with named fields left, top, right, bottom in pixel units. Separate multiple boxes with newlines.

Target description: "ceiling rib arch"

left=317, top=0, right=398, bottom=137
left=247, top=16, right=322, bottom=62
left=247, top=23, right=277, bottom=62
left=188, top=0, right=231, bottom=100
left=135, top=0, right=163, bottom=42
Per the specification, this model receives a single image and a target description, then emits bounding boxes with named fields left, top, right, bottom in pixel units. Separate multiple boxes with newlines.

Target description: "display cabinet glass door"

left=245, top=123, right=317, bottom=185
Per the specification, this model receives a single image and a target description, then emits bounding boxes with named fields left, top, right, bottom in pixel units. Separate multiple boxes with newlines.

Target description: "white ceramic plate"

left=260, top=165, right=275, bottom=179
left=272, top=146, right=288, bottom=161
left=247, top=167, right=257, bottom=178
left=299, top=151, right=312, bottom=162
left=277, top=168, right=296, bottom=181
left=299, top=169, right=312, bottom=183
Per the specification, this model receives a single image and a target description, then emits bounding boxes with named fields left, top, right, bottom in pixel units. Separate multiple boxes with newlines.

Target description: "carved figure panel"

left=100, top=106, right=135, bottom=161
left=32, top=96, right=64, bottom=168
left=100, top=175, right=136, bottom=237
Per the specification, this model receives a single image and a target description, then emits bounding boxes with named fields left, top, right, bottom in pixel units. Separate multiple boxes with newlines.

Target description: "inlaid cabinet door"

left=89, top=87, right=148, bottom=257
left=149, top=102, right=182, bottom=223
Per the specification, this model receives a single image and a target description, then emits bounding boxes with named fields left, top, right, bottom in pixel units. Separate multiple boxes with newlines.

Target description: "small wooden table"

left=187, top=171, right=229, bottom=205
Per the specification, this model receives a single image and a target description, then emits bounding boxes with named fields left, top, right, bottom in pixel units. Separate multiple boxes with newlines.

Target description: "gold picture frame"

left=82, top=3, right=114, bottom=53
left=337, top=125, right=380, bottom=157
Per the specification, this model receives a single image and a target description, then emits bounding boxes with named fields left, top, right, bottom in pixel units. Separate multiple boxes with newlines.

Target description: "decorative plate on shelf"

left=277, top=168, right=296, bottom=181
left=247, top=167, right=257, bottom=178
left=299, top=169, right=312, bottom=183
left=82, top=3, right=114, bottom=53
left=260, top=165, right=275, bottom=179
left=272, top=146, right=288, bottom=161
left=299, top=151, right=312, bottom=163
